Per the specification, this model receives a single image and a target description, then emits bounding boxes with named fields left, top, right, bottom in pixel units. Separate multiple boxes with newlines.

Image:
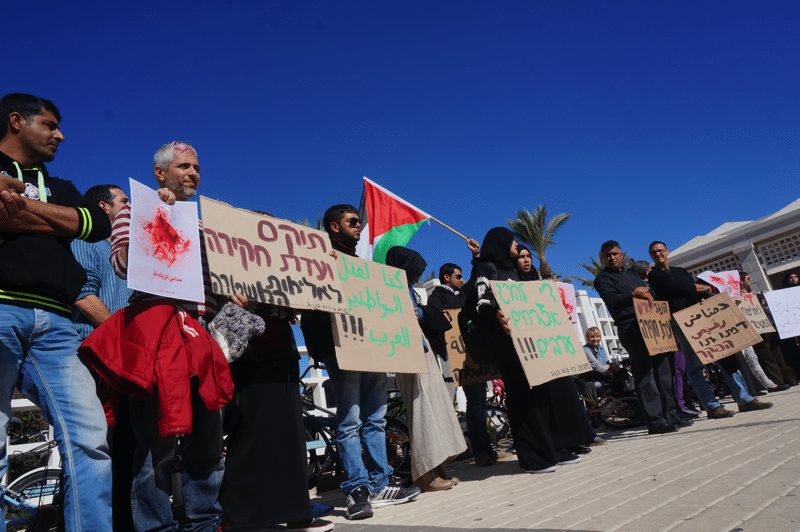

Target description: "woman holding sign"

left=460, top=228, right=564, bottom=474
left=385, top=246, right=467, bottom=492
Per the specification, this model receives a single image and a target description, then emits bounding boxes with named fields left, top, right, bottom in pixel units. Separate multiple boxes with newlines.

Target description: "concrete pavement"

left=312, top=386, right=800, bottom=532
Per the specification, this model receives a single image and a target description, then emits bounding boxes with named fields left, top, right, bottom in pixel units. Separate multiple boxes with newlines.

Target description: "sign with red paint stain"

left=697, top=270, right=741, bottom=301
left=128, top=179, right=204, bottom=302
left=556, top=282, right=579, bottom=336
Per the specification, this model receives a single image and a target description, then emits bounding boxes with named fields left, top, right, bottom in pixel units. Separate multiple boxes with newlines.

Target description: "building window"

left=687, top=255, right=741, bottom=278
left=757, top=234, right=800, bottom=268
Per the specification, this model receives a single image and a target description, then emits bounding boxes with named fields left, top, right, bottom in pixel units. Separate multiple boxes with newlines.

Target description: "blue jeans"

left=0, top=306, right=112, bottom=532
left=679, top=331, right=754, bottom=410
left=323, top=356, right=393, bottom=496
left=463, top=383, right=491, bottom=456
left=129, top=390, right=224, bottom=532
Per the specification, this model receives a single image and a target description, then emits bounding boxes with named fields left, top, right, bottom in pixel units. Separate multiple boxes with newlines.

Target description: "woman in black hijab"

left=385, top=247, right=467, bottom=492
left=514, top=245, right=597, bottom=454
left=778, top=272, right=800, bottom=375
left=461, top=228, right=564, bottom=473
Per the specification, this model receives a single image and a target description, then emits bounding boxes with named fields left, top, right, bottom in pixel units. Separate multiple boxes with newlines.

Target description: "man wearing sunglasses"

left=301, top=204, right=419, bottom=521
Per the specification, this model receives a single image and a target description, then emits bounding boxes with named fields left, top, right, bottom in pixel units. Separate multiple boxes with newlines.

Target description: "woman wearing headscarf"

left=385, top=246, right=467, bottom=492
left=460, top=228, right=565, bottom=473
left=515, top=245, right=598, bottom=453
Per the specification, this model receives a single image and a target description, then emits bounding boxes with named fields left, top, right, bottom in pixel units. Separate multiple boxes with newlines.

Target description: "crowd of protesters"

left=1, top=92, right=798, bottom=532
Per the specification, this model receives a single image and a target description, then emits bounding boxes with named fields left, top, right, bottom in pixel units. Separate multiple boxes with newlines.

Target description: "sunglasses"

left=344, top=217, right=361, bottom=228
left=454, top=274, right=463, bottom=279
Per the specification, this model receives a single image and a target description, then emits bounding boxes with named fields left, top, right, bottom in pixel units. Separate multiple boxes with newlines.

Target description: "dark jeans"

left=462, top=383, right=491, bottom=456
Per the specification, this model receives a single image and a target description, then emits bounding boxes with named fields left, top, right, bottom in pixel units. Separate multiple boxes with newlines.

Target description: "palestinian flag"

left=355, top=177, right=431, bottom=264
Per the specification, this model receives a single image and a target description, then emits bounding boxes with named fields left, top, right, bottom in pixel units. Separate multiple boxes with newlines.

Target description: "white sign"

left=127, top=178, right=204, bottom=302
left=697, top=270, right=741, bottom=301
left=763, top=286, right=800, bottom=339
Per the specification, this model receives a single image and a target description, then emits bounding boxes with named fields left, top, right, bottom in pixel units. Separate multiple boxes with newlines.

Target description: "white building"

left=668, top=198, right=800, bottom=291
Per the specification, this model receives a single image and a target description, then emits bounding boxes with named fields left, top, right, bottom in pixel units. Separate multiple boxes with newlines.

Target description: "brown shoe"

left=413, top=471, right=454, bottom=492
left=738, top=398, right=773, bottom=412
left=435, top=464, right=459, bottom=485
left=707, top=406, right=735, bottom=419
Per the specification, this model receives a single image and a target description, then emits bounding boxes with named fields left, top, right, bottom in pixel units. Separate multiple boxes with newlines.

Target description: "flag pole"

left=429, top=216, right=469, bottom=241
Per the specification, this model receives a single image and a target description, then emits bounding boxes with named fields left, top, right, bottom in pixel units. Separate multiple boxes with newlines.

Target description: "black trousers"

left=618, top=325, right=678, bottom=430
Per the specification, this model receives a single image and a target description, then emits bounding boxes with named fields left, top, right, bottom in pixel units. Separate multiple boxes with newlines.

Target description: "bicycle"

left=3, top=418, right=64, bottom=532
left=577, top=365, right=645, bottom=430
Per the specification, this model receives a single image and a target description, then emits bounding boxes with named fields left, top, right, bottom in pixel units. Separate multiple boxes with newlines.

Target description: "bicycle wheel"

left=598, top=396, right=646, bottom=429
left=385, top=416, right=411, bottom=478
left=4, top=467, right=62, bottom=532
left=484, top=403, right=512, bottom=451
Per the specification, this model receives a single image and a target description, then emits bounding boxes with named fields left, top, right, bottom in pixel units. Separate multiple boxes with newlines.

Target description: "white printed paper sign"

left=697, top=270, right=741, bottom=301
left=128, top=179, right=204, bottom=302
left=763, top=286, right=800, bottom=340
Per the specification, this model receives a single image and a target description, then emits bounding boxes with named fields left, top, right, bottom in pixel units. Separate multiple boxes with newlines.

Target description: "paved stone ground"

left=311, top=386, right=800, bottom=532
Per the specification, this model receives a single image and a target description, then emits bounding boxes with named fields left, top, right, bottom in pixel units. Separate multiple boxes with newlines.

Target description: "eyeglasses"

left=344, top=217, right=361, bottom=228
left=650, top=249, right=668, bottom=255
left=454, top=275, right=463, bottom=279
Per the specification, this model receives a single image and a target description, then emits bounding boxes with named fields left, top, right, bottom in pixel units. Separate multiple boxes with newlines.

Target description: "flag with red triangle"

left=355, top=177, right=431, bottom=264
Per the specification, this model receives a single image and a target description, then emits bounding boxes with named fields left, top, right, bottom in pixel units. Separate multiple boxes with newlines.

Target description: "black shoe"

left=648, top=422, right=678, bottom=435
left=345, top=486, right=373, bottom=520
left=768, top=384, right=790, bottom=393
left=557, top=450, right=581, bottom=465
left=674, top=418, right=693, bottom=428
left=569, top=446, right=592, bottom=455
left=754, top=390, right=768, bottom=396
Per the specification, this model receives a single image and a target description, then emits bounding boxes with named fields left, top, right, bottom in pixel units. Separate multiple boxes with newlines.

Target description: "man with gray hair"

left=82, top=141, right=231, bottom=532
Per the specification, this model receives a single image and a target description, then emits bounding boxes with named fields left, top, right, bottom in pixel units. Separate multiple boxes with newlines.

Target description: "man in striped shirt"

left=108, top=142, right=225, bottom=532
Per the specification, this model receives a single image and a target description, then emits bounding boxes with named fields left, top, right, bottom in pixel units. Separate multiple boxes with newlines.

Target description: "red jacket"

left=79, top=301, right=233, bottom=439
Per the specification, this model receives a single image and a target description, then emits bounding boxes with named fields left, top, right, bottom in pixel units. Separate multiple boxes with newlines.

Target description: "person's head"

left=648, top=241, right=670, bottom=268
left=84, top=184, right=130, bottom=223
left=600, top=240, right=624, bottom=271
left=479, top=227, right=517, bottom=266
left=738, top=271, right=752, bottom=292
left=516, top=245, right=533, bottom=273
left=585, top=326, right=601, bottom=347
left=322, top=204, right=361, bottom=242
left=631, top=260, right=652, bottom=280
left=783, top=271, right=799, bottom=288
left=0, top=93, right=64, bottom=166
left=385, top=246, right=426, bottom=285
left=439, top=263, right=463, bottom=290
left=153, top=142, right=199, bottom=201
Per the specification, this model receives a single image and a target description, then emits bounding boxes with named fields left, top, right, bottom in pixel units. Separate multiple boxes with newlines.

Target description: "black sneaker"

left=345, top=486, right=373, bottom=520
left=369, top=483, right=421, bottom=508
left=557, top=450, right=581, bottom=465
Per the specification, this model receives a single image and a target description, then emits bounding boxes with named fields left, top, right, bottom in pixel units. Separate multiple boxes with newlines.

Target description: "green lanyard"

left=12, top=161, right=48, bottom=203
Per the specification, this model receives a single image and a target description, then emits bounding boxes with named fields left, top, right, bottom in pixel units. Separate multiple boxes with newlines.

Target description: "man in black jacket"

left=0, top=93, right=112, bottom=531
left=594, top=240, right=683, bottom=435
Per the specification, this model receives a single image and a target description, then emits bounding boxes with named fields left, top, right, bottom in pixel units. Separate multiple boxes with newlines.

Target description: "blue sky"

left=10, top=1, right=799, bottom=295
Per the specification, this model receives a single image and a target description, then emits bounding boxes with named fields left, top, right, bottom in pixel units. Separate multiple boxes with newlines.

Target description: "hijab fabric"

left=515, top=244, right=539, bottom=281
left=385, top=246, right=427, bottom=284
left=479, top=227, right=516, bottom=272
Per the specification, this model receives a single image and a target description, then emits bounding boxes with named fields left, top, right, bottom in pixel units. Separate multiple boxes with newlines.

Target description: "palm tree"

left=507, top=205, right=571, bottom=280
left=414, top=270, right=437, bottom=288
left=295, top=214, right=325, bottom=231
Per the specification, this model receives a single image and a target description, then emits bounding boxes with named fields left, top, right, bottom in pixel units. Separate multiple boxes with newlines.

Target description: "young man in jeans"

left=301, top=204, right=419, bottom=520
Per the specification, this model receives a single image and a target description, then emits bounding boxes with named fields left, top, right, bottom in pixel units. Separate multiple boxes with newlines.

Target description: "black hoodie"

left=0, top=151, right=111, bottom=316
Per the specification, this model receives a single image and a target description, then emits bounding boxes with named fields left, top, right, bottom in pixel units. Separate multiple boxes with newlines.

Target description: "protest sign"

left=763, top=286, right=800, bottom=340
left=199, top=197, right=348, bottom=313
left=332, top=255, right=427, bottom=373
left=556, top=282, right=579, bottom=336
left=634, top=300, right=678, bottom=355
left=697, top=270, right=741, bottom=301
left=673, top=292, right=761, bottom=363
left=441, top=309, right=501, bottom=386
left=739, top=292, right=776, bottom=334
left=489, top=280, right=590, bottom=387
left=128, top=179, right=204, bottom=302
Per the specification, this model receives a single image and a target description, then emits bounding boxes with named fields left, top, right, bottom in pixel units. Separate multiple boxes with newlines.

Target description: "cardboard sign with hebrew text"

left=489, top=280, right=590, bottom=386
left=673, top=292, right=761, bottom=364
left=634, top=300, right=678, bottom=355
left=739, top=292, right=775, bottom=334
left=199, top=197, right=348, bottom=313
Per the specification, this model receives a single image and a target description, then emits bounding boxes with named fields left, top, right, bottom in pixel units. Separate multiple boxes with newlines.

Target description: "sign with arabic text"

left=673, top=292, right=761, bottom=364
left=489, top=280, right=590, bottom=387
left=739, top=292, right=776, bottom=334
left=331, top=255, right=427, bottom=373
left=763, top=286, right=800, bottom=340
left=199, top=197, right=348, bottom=313
left=441, top=309, right=500, bottom=386
left=634, top=300, right=678, bottom=355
